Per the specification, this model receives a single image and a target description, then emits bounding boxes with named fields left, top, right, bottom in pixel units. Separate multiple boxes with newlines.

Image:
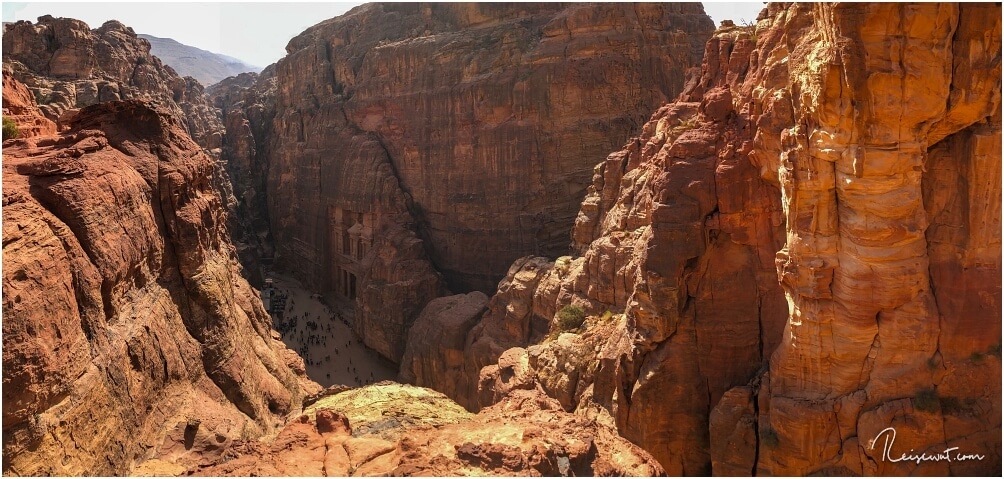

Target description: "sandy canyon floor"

left=268, top=274, right=398, bottom=388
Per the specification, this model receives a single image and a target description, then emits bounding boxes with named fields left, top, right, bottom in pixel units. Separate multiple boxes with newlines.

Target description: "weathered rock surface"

left=6, top=4, right=998, bottom=476
left=1, top=99, right=318, bottom=476
left=398, top=291, right=489, bottom=400
left=402, top=20, right=787, bottom=477
left=240, top=2, right=713, bottom=362
left=2, top=16, right=221, bottom=148
left=2, top=68, right=57, bottom=137
left=736, top=3, right=1002, bottom=476
left=403, top=3, right=1001, bottom=476
left=2, top=15, right=235, bottom=222
left=188, top=383, right=665, bottom=476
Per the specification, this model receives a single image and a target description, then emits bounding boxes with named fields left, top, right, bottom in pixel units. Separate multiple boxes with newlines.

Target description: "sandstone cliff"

left=3, top=16, right=221, bottom=148
left=231, top=2, right=713, bottom=363
left=724, top=3, right=1002, bottom=476
left=402, top=3, right=1001, bottom=475
left=1, top=91, right=318, bottom=475
left=187, top=383, right=665, bottom=477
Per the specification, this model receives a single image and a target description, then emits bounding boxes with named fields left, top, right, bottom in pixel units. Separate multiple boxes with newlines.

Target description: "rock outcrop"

left=2, top=15, right=235, bottom=221
left=235, top=2, right=713, bottom=363
left=1, top=96, right=318, bottom=475
left=2, top=16, right=222, bottom=148
left=6, top=4, right=998, bottom=476
left=188, top=383, right=665, bottom=477
left=398, top=291, right=489, bottom=400
left=402, top=17, right=789, bottom=475
left=2, top=67, right=57, bottom=138
left=402, top=3, right=1001, bottom=475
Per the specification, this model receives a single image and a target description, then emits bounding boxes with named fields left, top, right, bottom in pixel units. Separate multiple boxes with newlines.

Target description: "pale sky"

left=3, top=1, right=767, bottom=68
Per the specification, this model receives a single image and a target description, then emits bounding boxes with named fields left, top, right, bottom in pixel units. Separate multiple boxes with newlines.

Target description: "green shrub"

left=739, top=18, right=758, bottom=46
left=914, top=388, right=939, bottom=412
left=2, top=117, right=19, bottom=140
left=556, top=305, right=586, bottom=332
left=970, top=351, right=985, bottom=362
left=760, top=427, right=779, bottom=448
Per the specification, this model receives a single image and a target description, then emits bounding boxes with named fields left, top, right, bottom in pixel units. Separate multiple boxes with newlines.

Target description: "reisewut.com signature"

left=869, top=427, right=986, bottom=464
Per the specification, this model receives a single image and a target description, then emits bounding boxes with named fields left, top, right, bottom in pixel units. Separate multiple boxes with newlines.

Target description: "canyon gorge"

left=2, top=2, right=1001, bottom=476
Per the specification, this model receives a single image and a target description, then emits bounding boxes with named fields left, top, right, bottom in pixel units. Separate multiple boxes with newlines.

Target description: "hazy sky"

left=4, top=1, right=767, bottom=68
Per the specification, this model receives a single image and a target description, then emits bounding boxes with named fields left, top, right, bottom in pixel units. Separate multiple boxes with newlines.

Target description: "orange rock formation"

left=2, top=68, right=57, bottom=137
left=402, top=3, right=1001, bottom=475
left=2, top=3, right=1000, bottom=476
left=1, top=90, right=318, bottom=475
left=188, top=383, right=665, bottom=476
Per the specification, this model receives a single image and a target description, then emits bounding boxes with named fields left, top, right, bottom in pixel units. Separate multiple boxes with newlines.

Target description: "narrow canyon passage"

left=264, top=274, right=397, bottom=388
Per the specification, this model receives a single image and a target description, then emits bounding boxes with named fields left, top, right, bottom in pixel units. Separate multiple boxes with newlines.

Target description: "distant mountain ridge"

left=139, top=33, right=260, bottom=86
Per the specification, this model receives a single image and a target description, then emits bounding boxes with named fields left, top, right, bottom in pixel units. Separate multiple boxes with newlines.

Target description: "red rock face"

left=252, top=2, right=713, bottom=363
left=743, top=4, right=1002, bottom=476
left=403, top=3, right=1001, bottom=475
left=5, top=4, right=998, bottom=476
left=1, top=68, right=57, bottom=137
left=403, top=20, right=787, bottom=476
left=1, top=99, right=318, bottom=475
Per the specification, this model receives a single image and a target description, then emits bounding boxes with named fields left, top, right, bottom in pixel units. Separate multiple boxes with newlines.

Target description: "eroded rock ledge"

left=187, top=383, right=665, bottom=477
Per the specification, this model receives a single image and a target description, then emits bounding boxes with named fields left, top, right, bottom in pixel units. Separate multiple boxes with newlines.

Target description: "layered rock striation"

left=403, top=14, right=789, bottom=475
left=726, top=3, right=1002, bottom=476
left=5, top=3, right=998, bottom=476
left=402, top=3, right=1001, bottom=476
left=235, top=2, right=714, bottom=363
left=1, top=90, right=318, bottom=475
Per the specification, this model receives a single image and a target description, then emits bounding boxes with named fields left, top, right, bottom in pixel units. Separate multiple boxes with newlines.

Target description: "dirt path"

left=267, top=274, right=397, bottom=388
